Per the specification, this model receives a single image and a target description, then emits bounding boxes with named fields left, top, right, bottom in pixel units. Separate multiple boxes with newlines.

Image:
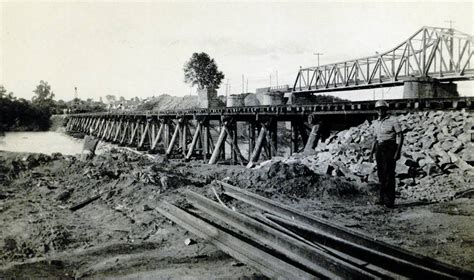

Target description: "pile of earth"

left=256, top=110, right=474, bottom=203
left=136, top=94, right=200, bottom=111
left=136, top=94, right=228, bottom=112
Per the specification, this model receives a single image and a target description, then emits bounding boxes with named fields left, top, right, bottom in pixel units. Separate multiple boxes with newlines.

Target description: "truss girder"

left=293, top=26, right=474, bottom=93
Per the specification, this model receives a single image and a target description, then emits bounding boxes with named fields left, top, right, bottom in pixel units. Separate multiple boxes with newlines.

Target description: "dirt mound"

left=136, top=94, right=200, bottom=111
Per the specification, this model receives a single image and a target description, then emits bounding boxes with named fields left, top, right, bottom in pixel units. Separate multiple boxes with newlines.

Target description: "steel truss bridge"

left=293, top=26, right=474, bottom=93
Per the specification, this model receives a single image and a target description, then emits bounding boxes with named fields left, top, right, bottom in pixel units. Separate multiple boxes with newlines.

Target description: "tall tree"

left=105, top=94, right=117, bottom=104
left=32, top=80, right=56, bottom=114
left=0, top=85, right=6, bottom=98
left=32, top=80, right=55, bottom=104
left=183, top=52, right=225, bottom=90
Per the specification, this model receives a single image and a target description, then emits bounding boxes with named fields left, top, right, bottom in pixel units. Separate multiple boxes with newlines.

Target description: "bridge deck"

left=67, top=97, right=474, bottom=120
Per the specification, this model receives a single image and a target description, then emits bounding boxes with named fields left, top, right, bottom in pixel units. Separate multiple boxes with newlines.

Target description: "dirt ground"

left=0, top=148, right=473, bottom=279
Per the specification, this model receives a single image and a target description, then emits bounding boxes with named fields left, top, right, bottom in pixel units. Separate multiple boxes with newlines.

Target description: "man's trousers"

left=375, top=140, right=397, bottom=207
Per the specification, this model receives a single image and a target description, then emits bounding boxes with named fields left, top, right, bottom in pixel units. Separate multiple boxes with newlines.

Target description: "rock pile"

left=259, top=110, right=474, bottom=202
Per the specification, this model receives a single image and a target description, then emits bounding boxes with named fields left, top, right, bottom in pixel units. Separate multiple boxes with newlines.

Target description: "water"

left=0, top=131, right=85, bottom=155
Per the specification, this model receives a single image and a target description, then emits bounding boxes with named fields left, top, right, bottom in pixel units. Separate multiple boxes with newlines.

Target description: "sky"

left=1, top=1, right=473, bottom=102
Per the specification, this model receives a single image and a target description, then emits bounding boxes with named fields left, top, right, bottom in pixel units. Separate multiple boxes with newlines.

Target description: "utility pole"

left=276, top=71, right=279, bottom=87
left=241, top=74, right=244, bottom=93
left=74, top=87, right=78, bottom=100
left=445, top=20, right=455, bottom=71
left=445, top=20, right=455, bottom=29
left=225, top=79, right=230, bottom=98
left=313, top=52, right=324, bottom=67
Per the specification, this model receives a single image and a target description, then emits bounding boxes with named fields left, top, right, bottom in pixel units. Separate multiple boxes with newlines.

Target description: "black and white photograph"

left=1, top=1, right=473, bottom=278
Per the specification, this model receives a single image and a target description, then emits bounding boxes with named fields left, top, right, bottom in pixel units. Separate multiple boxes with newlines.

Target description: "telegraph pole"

left=445, top=20, right=455, bottom=29
left=313, top=52, right=324, bottom=67
left=225, top=79, right=230, bottom=99
left=445, top=20, right=455, bottom=71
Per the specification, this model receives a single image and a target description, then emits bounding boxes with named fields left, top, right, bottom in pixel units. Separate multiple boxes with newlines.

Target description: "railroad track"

left=68, top=97, right=474, bottom=119
left=156, top=181, right=474, bottom=279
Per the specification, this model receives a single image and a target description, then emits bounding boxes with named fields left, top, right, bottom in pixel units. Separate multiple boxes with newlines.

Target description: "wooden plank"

left=219, top=181, right=474, bottom=279
left=156, top=202, right=316, bottom=280
left=186, top=191, right=373, bottom=279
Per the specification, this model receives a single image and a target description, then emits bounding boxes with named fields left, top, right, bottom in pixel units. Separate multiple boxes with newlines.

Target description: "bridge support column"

left=198, top=87, right=223, bottom=109
left=248, top=122, right=256, bottom=160
left=403, top=77, right=458, bottom=98
left=290, top=121, right=299, bottom=155
left=202, top=120, right=210, bottom=161
left=268, top=119, right=278, bottom=157
left=209, top=121, right=228, bottom=164
left=246, top=123, right=267, bottom=168
left=166, top=118, right=182, bottom=157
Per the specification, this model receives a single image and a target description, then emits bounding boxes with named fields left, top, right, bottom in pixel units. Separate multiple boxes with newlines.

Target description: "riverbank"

left=1, top=148, right=473, bottom=278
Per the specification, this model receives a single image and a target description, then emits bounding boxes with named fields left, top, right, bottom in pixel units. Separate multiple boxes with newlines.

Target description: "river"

left=0, top=131, right=86, bottom=155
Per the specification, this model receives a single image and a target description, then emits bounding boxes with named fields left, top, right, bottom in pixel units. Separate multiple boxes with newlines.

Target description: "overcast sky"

left=1, top=1, right=473, bottom=102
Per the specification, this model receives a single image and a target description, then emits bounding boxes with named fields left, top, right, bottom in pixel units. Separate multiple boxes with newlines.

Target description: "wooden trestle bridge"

left=65, top=97, right=473, bottom=166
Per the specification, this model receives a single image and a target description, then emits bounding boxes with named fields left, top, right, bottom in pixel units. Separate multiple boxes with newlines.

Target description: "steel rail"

left=185, top=190, right=379, bottom=279
left=155, top=201, right=316, bottom=279
left=218, top=181, right=474, bottom=279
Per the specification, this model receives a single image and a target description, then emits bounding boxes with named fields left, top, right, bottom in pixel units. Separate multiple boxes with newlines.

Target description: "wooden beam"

left=166, top=119, right=181, bottom=156
left=155, top=202, right=315, bottom=279
left=151, top=121, right=164, bottom=150
left=119, top=121, right=129, bottom=145
left=224, top=125, right=245, bottom=166
left=113, top=119, right=123, bottom=142
left=304, top=124, right=319, bottom=152
left=203, top=121, right=210, bottom=161
left=291, top=121, right=299, bottom=155
left=246, top=125, right=267, bottom=168
left=185, top=122, right=202, bottom=160
left=208, top=122, right=228, bottom=164
left=186, top=191, right=370, bottom=279
left=129, top=121, right=139, bottom=145
left=248, top=122, right=256, bottom=160
left=138, top=121, right=150, bottom=149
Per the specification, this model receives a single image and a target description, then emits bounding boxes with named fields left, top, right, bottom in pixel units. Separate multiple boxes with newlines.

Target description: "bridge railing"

left=293, top=26, right=474, bottom=93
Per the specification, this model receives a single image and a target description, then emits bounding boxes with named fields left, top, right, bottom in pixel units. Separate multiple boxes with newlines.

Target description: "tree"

left=183, top=52, right=224, bottom=90
left=32, top=80, right=55, bottom=104
left=32, top=80, right=56, bottom=114
left=105, top=94, right=117, bottom=104
left=0, top=85, right=6, bottom=98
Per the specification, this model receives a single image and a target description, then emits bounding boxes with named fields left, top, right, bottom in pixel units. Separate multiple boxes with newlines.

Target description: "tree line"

left=0, top=81, right=107, bottom=132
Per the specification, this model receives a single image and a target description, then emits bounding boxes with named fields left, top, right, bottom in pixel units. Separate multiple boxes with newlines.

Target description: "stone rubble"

left=258, top=110, right=474, bottom=202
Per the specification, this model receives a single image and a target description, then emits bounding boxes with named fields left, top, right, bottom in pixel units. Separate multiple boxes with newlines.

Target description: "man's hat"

left=375, top=100, right=389, bottom=108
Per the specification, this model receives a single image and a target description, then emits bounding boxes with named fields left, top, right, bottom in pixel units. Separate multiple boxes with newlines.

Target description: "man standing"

left=370, top=100, right=404, bottom=208
left=81, top=128, right=100, bottom=161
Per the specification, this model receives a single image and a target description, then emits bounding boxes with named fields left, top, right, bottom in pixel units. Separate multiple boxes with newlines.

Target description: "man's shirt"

left=372, top=115, right=402, bottom=142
